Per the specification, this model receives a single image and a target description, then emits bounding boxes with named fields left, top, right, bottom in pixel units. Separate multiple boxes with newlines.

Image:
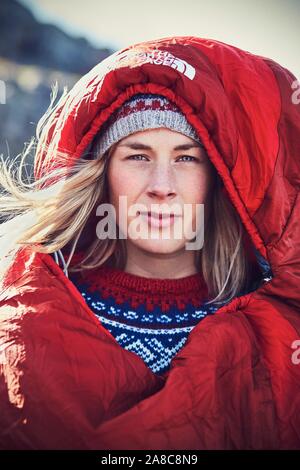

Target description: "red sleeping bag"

left=0, top=36, right=300, bottom=449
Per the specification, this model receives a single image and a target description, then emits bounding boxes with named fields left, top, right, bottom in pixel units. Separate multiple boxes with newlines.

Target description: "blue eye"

left=126, top=155, right=148, bottom=161
left=177, top=156, right=198, bottom=162
left=125, top=155, right=200, bottom=163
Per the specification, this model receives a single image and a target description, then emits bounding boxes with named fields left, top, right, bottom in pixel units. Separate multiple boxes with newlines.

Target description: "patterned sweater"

left=65, top=253, right=219, bottom=376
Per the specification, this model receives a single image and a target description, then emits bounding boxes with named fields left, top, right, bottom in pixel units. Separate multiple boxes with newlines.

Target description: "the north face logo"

left=105, top=47, right=196, bottom=80
left=135, top=50, right=196, bottom=80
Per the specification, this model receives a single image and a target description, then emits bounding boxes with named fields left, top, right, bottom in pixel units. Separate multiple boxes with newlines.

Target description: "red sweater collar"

left=66, top=250, right=208, bottom=311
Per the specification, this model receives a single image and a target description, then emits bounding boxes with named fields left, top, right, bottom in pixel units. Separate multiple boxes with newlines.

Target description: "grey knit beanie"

left=90, top=93, right=203, bottom=158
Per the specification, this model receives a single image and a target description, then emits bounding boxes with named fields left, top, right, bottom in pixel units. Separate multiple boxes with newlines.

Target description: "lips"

left=148, top=212, right=175, bottom=220
left=138, top=211, right=178, bottom=219
left=137, top=210, right=180, bottom=229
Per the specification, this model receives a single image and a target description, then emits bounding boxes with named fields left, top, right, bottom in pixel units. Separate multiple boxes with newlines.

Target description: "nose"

left=146, top=163, right=176, bottom=200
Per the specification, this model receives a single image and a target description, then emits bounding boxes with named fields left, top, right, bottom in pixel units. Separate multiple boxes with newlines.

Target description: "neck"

left=124, top=242, right=199, bottom=279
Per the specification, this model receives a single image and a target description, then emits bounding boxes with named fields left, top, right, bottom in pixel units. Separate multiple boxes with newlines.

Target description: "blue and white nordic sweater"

left=67, top=258, right=219, bottom=375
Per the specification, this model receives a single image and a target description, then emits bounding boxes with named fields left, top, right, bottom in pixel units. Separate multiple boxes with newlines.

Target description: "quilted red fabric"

left=1, top=36, right=300, bottom=450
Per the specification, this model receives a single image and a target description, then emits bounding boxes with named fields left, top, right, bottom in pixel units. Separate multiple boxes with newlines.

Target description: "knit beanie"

left=90, top=93, right=203, bottom=158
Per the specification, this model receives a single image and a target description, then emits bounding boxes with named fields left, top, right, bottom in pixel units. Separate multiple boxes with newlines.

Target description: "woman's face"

left=106, top=127, right=215, bottom=255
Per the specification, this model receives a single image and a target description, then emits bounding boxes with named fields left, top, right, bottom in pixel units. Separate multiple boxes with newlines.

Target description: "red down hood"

left=1, top=36, right=300, bottom=450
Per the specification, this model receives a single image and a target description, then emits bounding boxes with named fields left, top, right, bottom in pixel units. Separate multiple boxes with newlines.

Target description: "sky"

left=20, top=0, right=300, bottom=79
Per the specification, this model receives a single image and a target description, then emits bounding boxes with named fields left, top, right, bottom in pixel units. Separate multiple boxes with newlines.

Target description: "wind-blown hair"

left=0, top=84, right=252, bottom=306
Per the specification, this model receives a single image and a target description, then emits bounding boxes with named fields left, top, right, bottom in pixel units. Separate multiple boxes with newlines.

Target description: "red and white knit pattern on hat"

left=93, top=93, right=202, bottom=158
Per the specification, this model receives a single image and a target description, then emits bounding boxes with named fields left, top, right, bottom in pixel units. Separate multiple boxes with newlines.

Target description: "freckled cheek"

left=178, top=173, right=212, bottom=233
left=107, top=166, right=144, bottom=210
left=179, top=173, right=211, bottom=204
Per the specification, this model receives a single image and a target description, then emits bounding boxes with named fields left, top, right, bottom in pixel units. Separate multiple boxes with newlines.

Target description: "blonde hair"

left=0, top=84, right=252, bottom=306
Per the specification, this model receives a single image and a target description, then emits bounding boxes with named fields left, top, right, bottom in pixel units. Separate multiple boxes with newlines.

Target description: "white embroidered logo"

left=104, top=47, right=196, bottom=81
left=135, top=50, right=196, bottom=80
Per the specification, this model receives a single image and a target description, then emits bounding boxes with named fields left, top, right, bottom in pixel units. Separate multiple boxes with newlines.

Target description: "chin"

left=130, top=238, right=186, bottom=255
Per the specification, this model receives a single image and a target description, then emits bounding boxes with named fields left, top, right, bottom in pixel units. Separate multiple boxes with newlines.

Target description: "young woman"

left=0, top=35, right=299, bottom=450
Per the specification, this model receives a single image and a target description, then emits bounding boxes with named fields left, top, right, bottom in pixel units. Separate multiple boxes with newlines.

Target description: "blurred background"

left=0, top=0, right=299, bottom=160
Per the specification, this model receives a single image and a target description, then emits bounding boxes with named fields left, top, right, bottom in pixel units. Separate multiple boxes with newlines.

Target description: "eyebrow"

left=118, top=142, right=203, bottom=151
